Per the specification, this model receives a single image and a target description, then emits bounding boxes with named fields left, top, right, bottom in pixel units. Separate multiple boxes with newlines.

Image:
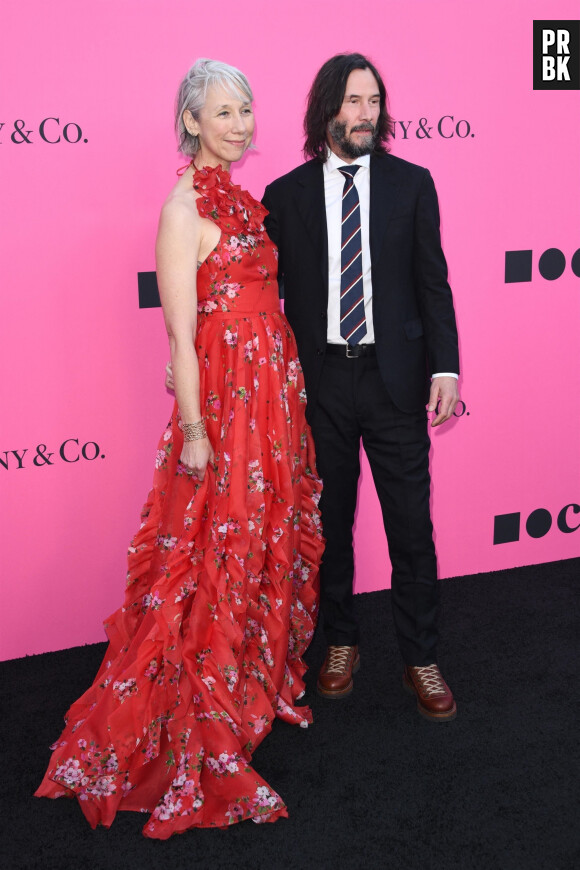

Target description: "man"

left=262, top=53, right=460, bottom=721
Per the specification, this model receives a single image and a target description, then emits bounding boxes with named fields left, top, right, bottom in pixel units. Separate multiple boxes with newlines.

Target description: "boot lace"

left=410, top=664, right=447, bottom=697
left=324, top=646, right=355, bottom=674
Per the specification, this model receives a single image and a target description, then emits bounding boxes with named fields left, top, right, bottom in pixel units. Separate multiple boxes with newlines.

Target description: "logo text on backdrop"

left=0, top=118, right=88, bottom=144
left=494, top=504, right=580, bottom=543
left=505, top=247, right=580, bottom=282
left=0, top=439, right=104, bottom=470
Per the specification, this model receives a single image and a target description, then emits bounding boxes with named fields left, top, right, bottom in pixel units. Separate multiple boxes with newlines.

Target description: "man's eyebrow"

left=344, top=92, right=381, bottom=99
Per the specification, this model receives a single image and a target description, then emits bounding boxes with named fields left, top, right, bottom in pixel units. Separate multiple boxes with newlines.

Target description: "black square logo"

left=505, top=250, right=532, bottom=283
left=533, top=21, right=580, bottom=89
left=493, top=513, right=521, bottom=545
left=138, top=271, right=161, bottom=308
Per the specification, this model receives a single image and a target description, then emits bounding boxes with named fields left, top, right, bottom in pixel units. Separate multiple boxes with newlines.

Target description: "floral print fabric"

left=35, top=165, right=323, bottom=838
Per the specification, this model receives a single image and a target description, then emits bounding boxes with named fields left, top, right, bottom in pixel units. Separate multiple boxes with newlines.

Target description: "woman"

left=36, top=59, right=323, bottom=839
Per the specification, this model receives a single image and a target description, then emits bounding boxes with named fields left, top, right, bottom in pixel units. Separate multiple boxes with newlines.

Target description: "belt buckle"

left=345, top=343, right=357, bottom=358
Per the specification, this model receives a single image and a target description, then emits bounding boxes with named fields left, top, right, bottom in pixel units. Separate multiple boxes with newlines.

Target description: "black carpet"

left=2, top=558, right=579, bottom=870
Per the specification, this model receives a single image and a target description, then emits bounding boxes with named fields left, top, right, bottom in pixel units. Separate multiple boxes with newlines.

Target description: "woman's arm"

left=156, top=197, right=214, bottom=479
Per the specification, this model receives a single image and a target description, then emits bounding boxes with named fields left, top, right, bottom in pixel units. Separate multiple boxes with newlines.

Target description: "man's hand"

left=165, top=361, right=175, bottom=392
left=427, top=376, right=459, bottom=427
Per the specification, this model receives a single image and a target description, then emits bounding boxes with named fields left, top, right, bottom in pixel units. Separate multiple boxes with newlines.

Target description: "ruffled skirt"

left=36, top=309, right=323, bottom=838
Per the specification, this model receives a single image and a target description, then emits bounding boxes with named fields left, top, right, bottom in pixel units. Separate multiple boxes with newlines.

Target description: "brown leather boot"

left=317, top=645, right=360, bottom=698
left=403, top=663, right=457, bottom=721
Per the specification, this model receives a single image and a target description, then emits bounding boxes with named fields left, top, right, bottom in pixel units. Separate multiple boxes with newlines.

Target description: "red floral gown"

left=36, top=164, right=323, bottom=838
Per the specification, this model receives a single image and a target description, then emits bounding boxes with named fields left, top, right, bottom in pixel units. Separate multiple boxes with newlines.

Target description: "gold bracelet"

left=182, top=420, right=207, bottom=442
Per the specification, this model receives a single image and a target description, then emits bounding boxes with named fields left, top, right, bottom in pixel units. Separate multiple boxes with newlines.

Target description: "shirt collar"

left=324, top=148, right=371, bottom=176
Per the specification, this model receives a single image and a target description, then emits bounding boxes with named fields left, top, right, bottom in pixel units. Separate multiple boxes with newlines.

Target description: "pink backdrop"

left=2, top=0, right=579, bottom=660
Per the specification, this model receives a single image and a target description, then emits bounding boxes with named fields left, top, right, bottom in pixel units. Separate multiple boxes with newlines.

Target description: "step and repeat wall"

left=2, top=0, right=579, bottom=659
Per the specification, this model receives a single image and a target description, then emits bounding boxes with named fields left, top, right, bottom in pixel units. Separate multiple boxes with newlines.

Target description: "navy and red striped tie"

left=339, top=165, right=366, bottom=345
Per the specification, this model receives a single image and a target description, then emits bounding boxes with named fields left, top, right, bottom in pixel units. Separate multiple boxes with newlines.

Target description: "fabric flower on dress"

left=193, top=164, right=267, bottom=234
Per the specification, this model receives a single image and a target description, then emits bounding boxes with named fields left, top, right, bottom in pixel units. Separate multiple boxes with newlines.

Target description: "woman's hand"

left=180, top=436, right=214, bottom=481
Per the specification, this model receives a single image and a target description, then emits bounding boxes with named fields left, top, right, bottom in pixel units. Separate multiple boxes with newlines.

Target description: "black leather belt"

left=325, top=343, right=376, bottom=358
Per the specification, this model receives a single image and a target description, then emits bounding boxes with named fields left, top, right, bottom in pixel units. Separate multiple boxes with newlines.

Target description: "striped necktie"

left=339, top=165, right=366, bottom=345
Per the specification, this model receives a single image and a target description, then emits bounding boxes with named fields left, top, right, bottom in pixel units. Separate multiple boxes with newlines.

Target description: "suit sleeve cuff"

left=431, top=372, right=458, bottom=379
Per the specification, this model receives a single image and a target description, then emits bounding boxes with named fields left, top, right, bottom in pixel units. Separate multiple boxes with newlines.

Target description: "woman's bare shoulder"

left=159, top=172, right=202, bottom=236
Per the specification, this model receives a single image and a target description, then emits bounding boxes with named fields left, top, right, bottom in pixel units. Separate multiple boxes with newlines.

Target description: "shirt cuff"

left=431, top=372, right=458, bottom=379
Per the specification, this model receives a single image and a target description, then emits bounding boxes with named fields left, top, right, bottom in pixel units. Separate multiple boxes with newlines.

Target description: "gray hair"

left=175, top=58, right=254, bottom=156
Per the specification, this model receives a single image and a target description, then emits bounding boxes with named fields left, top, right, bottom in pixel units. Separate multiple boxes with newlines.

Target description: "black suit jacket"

left=262, top=152, right=459, bottom=415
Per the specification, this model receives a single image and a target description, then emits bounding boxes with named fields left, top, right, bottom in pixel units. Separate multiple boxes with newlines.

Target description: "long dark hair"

left=303, top=53, right=394, bottom=161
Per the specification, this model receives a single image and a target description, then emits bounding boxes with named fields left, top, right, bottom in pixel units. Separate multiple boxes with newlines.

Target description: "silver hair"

left=175, top=58, right=254, bottom=156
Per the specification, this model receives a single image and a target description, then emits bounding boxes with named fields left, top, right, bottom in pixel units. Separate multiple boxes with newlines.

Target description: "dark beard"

left=328, top=119, right=378, bottom=158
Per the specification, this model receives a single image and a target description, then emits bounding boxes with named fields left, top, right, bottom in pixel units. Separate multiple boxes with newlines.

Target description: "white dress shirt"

left=323, top=148, right=457, bottom=380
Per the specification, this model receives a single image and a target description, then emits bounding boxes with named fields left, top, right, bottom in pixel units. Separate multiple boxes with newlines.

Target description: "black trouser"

left=310, top=351, right=439, bottom=666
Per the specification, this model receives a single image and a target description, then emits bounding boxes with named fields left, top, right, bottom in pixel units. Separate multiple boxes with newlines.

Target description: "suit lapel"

left=369, top=154, right=402, bottom=267
left=294, top=161, right=328, bottom=286
left=290, top=155, right=401, bottom=286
